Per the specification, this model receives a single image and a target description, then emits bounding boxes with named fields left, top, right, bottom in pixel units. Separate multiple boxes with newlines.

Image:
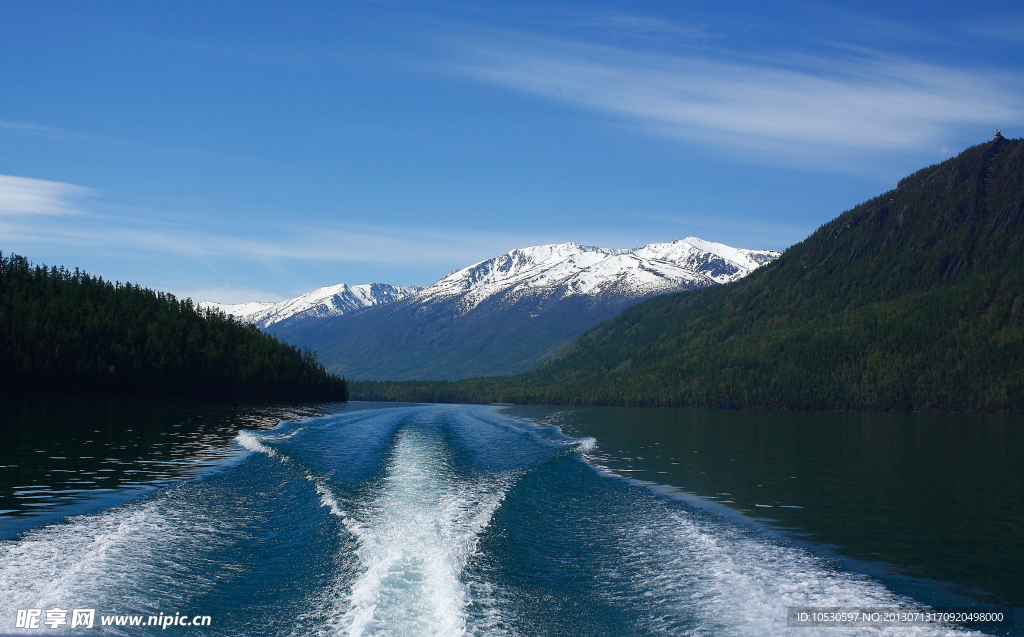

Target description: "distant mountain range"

left=201, top=237, right=779, bottom=380
left=199, top=283, right=421, bottom=330
left=353, top=135, right=1024, bottom=412
left=412, top=237, right=777, bottom=311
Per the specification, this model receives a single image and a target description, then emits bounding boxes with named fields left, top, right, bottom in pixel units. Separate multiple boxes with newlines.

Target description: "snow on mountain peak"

left=418, top=238, right=780, bottom=313
left=198, top=282, right=421, bottom=329
left=199, top=237, right=779, bottom=329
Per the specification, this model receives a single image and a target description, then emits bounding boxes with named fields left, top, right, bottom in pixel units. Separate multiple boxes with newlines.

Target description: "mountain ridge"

left=244, top=237, right=780, bottom=380
left=198, top=282, right=421, bottom=329
left=200, top=237, right=778, bottom=328
left=410, top=238, right=779, bottom=314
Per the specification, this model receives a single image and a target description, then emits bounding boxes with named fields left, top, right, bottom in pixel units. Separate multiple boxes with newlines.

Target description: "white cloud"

left=0, top=120, right=117, bottom=144
left=444, top=31, right=1024, bottom=165
left=0, top=175, right=95, bottom=216
left=0, top=120, right=60, bottom=134
left=0, top=174, right=548, bottom=272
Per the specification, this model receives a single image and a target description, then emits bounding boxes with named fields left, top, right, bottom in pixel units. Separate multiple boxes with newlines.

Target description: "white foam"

left=314, top=479, right=346, bottom=518
left=236, top=430, right=278, bottom=457
left=0, top=494, right=234, bottom=632
left=327, top=428, right=513, bottom=637
left=605, top=501, right=982, bottom=637
left=576, top=437, right=597, bottom=454
left=242, top=425, right=350, bottom=518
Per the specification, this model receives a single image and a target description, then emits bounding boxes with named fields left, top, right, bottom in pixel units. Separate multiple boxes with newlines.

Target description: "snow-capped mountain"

left=199, top=283, right=421, bottom=329
left=417, top=238, right=779, bottom=314
left=202, top=237, right=777, bottom=331
left=259, top=237, right=779, bottom=381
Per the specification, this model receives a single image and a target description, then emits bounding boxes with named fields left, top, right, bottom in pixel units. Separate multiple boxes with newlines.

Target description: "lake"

left=1, top=398, right=1020, bottom=636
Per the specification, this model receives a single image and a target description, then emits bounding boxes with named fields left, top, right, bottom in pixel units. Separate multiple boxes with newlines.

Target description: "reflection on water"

left=0, top=397, right=345, bottom=532
left=506, top=405, right=1024, bottom=609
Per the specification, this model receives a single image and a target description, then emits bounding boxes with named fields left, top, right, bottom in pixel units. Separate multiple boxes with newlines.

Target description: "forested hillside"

left=352, top=136, right=1024, bottom=412
left=0, top=253, right=348, bottom=401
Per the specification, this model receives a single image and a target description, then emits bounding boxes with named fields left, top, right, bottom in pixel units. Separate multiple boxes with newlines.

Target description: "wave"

left=318, top=427, right=516, bottom=637
left=603, top=500, right=980, bottom=637
left=0, top=405, right=986, bottom=637
left=236, top=429, right=279, bottom=457
left=0, top=489, right=241, bottom=634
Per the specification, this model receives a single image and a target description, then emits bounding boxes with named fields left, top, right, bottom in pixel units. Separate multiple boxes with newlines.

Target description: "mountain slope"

left=269, top=238, right=779, bottom=380
left=352, top=136, right=1024, bottom=412
left=199, top=282, right=420, bottom=329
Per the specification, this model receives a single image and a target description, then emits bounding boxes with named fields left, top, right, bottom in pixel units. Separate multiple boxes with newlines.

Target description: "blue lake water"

left=0, top=399, right=1020, bottom=636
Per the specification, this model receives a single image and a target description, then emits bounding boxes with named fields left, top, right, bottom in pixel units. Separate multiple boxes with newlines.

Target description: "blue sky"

left=2, top=1, right=1022, bottom=302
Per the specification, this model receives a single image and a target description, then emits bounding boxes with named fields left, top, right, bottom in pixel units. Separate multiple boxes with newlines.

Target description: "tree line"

left=0, top=253, right=347, bottom=401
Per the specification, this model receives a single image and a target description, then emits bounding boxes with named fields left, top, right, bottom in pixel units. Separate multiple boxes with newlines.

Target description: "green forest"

left=0, top=253, right=348, bottom=401
left=352, top=136, right=1024, bottom=412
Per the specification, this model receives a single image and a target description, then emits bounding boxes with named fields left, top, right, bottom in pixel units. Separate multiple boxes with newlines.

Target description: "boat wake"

left=0, top=405, right=990, bottom=636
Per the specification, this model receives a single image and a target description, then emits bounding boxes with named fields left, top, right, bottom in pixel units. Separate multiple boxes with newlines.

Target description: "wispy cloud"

left=0, top=120, right=59, bottom=134
left=1, top=214, right=539, bottom=269
left=0, top=119, right=116, bottom=144
left=443, top=28, right=1024, bottom=166
left=0, top=174, right=546, bottom=272
left=580, top=13, right=717, bottom=41
left=0, top=175, right=95, bottom=216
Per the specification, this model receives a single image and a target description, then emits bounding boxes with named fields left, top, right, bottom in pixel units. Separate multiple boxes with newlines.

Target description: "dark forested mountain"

left=0, top=254, right=348, bottom=401
left=353, top=136, right=1024, bottom=412
left=267, top=239, right=778, bottom=380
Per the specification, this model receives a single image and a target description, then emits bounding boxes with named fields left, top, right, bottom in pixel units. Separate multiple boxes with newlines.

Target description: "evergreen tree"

left=0, top=254, right=348, bottom=401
